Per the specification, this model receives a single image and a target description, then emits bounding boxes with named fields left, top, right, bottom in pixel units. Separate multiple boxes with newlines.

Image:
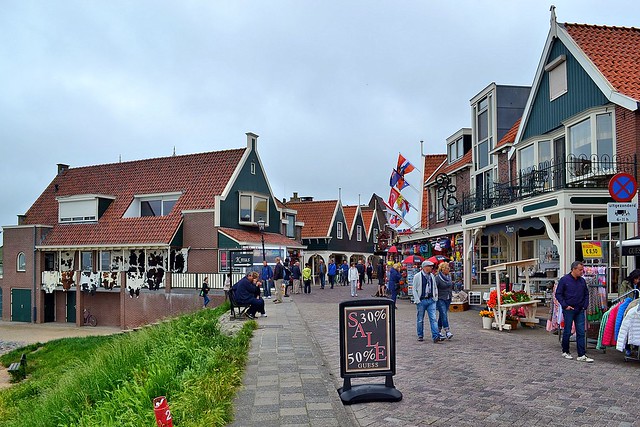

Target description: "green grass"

left=0, top=303, right=255, bottom=427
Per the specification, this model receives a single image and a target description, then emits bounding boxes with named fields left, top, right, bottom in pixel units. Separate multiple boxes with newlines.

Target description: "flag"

left=389, top=169, right=409, bottom=190
left=388, top=187, right=401, bottom=207
left=399, top=198, right=410, bottom=217
left=397, top=153, right=416, bottom=175
left=389, top=214, right=403, bottom=228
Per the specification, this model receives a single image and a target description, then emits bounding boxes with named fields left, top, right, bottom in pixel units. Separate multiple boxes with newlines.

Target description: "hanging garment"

left=614, top=298, right=634, bottom=342
left=602, top=302, right=623, bottom=347
left=616, top=305, right=640, bottom=351
left=596, top=308, right=612, bottom=350
left=624, top=298, right=640, bottom=317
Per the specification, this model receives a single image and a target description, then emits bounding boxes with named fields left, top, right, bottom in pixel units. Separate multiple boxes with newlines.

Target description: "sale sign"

left=343, top=305, right=391, bottom=372
left=582, top=241, right=603, bottom=259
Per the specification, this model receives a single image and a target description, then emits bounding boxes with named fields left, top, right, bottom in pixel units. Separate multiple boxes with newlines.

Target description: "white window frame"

left=472, top=93, right=494, bottom=198
left=238, top=192, right=269, bottom=225
left=251, top=162, right=256, bottom=175
left=373, top=228, right=379, bottom=243
left=546, top=55, right=567, bottom=101
left=337, top=222, right=343, bottom=239
left=17, top=252, right=26, bottom=272
left=81, top=251, right=93, bottom=272
left=448, top=136, right=464, bottom=163
left=124, top=192, right=181, bottom=218
left=565, top=108, right=616, bottom=178
left=357, top=225, right=362, bottom=241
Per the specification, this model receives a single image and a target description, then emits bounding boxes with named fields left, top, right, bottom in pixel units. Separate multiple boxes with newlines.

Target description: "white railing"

left=171, top=273, right=244, bottom=289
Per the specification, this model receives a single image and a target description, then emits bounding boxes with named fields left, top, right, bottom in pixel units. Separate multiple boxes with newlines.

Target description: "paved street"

left=235, top=283, right=640, bottom=427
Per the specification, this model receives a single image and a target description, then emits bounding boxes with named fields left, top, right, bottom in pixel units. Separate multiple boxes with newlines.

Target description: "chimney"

left=17, top=214, right=26, bottom=225
left=57, top=164, right=69, bottom=175
left=246, top=132, right=259, bottom=151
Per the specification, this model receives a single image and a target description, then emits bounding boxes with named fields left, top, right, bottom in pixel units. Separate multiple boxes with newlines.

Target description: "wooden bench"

left=7, top=353, right=27, bottom=381
left=229, top=288, right=252, bottom=320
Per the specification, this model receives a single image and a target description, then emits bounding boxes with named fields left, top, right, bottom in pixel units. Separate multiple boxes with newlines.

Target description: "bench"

left=7, top=353, right=27, bottom=381
left=229, top=288, right=252, bottom=320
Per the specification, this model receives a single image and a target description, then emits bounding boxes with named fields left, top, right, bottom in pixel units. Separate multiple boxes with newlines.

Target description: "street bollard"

left=153, top=396, right=173, bottom=427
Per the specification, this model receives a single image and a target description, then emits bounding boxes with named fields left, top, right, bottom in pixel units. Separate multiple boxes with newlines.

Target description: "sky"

left=2, top=0, right=640, bottom=246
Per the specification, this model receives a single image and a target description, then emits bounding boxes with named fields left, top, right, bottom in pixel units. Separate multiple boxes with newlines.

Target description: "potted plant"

left=479, top=310, right=494, bottom=329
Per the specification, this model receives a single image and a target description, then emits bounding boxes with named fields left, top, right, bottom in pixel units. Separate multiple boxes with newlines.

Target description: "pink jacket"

left=602, top=303, right=621, bottom=346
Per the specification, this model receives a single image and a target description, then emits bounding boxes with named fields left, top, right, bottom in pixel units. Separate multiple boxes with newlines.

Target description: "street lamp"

left=257, top=219, right=266, bottom=262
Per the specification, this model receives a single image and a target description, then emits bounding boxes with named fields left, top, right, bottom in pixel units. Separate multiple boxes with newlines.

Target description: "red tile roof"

left=27, top=149, right=246, bottom=247
left=361, top=209, right=374, bottom=234
left=342, top=205, right=358, bottom=232
left=564, top=23, right=640, bottom=101
left=218, top=227, right=304, bottom=248
left=284, top=200, right=338, bottom=238
left=423, top=154, right=447, bottom=185
left=496, top=118, right=521, bottom=148
left=437, top=150, right=472, bottom=178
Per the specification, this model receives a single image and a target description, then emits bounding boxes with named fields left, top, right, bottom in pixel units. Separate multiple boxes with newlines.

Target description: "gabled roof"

left=28, top=149, right=246, bottom=247
left=219, top=227, right=305, bottom=248
left=514, top=12, right=640, bottom=153
left=342, top=205, right=359, bottom=234
left=284, top=200, right=339, bottom=239
left=565, top=23, right=640, bottom=102
left=422, top=154, right=447, bottom=186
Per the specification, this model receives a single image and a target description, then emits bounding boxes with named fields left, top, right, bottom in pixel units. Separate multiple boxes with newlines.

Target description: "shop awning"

left=483, top=217, right=544, bottom=235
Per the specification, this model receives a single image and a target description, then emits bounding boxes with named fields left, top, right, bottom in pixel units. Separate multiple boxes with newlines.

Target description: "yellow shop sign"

left=582, top=241, right=602, bottom=259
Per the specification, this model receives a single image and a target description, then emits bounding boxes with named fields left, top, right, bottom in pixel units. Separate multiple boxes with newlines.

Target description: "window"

left=251, top=162, right=256, bottom=175
left=448, top=136, right=465, bottom=163
left=285, top=214, right=295, bottom=238
left=58, top=197, right=98, bottom=223
left=373, top=228, right=378, bottom=243
left=141, top=197, right=176, bottom=217
left=337, top=222, right=343, bottom=239
left=477, top=141, right=489, bottom=169
left=518, top=145, right=535, bottom=172
left=239, top=193, right=268, bottom=224
left=570, top=118, right=591, bottom=158
left=100, top=251, right=111, bottom=271
left=17, top=252, right=26, bottom=272
left=567, top=111, right=615, bottom=176
left=436, top=192, right=445, bottom=222
left=473, top=94, right=493, bottom=192
left=357, top=225, right=362, bottom=241
left=81, top=252, right=92, bottom=271
left=547, top=55, right=567, bottom=101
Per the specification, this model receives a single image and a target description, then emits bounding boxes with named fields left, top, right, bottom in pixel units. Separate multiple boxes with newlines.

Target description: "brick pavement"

left=233, top=283, right=640, bottom=427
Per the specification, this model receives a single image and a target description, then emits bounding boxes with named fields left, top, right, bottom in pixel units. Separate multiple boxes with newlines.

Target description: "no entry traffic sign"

left=608, top=173, right=637, bottom=202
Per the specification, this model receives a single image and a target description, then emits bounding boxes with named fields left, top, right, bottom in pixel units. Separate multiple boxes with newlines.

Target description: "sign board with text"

left=607, top=202, right=638, bottom=223
left=581, top=241, right=603, bottom=259
left=338, top=299, right=402, bottom=404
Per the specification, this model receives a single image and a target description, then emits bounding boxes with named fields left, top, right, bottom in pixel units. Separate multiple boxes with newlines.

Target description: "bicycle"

left=83, top=308, right=97, bottom=327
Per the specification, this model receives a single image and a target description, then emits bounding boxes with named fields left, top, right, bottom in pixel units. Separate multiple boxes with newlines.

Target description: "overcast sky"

left=2, top=0, right=640, bottom=245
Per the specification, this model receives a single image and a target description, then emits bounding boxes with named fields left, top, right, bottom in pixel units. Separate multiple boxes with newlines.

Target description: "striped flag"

left=389, top=169, right=409, bottom=190
left=397, top=153, right=416, bottom=175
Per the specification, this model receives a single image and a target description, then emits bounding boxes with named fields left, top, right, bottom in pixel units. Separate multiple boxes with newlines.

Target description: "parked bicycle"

left=83, top=308, right=97, bottom=327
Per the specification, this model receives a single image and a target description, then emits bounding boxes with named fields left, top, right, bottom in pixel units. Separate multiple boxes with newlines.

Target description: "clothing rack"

left=612, top=288, right=639, bottom=304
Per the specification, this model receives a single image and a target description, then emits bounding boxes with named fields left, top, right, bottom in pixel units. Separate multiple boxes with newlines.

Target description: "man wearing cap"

left=412, top=260, right=441, bottom=343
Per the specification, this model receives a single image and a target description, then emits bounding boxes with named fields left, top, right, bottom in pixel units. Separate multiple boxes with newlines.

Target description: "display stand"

left=485, top=259, right=539, bottom=331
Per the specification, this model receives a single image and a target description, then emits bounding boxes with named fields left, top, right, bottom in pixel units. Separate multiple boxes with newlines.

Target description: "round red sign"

left=608, top=173, right=637, bottom=202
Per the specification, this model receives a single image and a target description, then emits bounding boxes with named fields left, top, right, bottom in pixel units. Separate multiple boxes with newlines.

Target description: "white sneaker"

left=267, top=296, right=271, bottom=299
left=576, top=355, right=594, bottom=363
left=561, top=352, right=573, bottom=359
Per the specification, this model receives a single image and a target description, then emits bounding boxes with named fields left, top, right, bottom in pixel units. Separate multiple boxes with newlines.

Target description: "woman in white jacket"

left=348, top=262, right=359, bottom=297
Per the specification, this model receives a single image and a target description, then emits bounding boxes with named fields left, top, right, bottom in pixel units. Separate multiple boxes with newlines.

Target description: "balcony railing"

left=441, top=154, right=636, bottom=223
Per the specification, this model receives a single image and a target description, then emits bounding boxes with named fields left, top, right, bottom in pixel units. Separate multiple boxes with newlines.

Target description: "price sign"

left=582, top=241, right=603, bottom=259
left=339, top=299, right=396, bottom=377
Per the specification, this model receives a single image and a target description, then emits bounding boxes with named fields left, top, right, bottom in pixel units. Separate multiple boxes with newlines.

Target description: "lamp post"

left=257, top=219, right=266, bottom=262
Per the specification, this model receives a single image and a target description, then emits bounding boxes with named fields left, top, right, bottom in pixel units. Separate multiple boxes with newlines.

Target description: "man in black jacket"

left=356, top=260, right=365, bottom=290
left=273, top=257, right=284, bottom=304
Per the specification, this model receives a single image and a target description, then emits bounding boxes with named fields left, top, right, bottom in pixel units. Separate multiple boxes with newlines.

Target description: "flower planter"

left=506, top=319, right=519, bottom=330
left=482, top=317, right=493, bottom=329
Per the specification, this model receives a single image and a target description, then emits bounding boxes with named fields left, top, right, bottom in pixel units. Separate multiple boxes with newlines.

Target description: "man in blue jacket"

left=260, top=260, right=273, bottom=299
left=556, top=261, right=593, bottom=363
left=233, top=272, right=265, bottom=319
left=328, top=259, right=337, bottom=289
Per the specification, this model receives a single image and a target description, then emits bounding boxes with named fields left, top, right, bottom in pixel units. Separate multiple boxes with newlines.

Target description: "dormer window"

left=448, top=136, right=465, bottom=163
left=124, top=192, right=181, bottom=218
left=58, top=194, right=114, bottom=223
left=239, top=192, right=268, bottom=225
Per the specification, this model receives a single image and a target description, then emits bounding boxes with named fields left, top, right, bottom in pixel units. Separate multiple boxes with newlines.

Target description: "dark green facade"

left=522, top=39, right=609, bottom=140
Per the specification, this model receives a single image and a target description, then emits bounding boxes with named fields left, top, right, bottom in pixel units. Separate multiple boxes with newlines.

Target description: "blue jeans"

left=416, top=298, right=438, bottom=340
left=203, top=294, right=210, bottom=307
left=262, top=279, right=272, bottom=297
left=436, top=299, right=451, bottom=329
left=320, top=274, right=326, bottom=288
left=562, top=308, right=586, bottom=356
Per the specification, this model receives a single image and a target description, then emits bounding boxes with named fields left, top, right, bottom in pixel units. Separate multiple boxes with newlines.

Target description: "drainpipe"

left=32, top=226, right=37, bottom=323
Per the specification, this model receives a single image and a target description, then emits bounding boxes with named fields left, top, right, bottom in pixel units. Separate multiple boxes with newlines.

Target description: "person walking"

left=340, top=260, right=349, bottom=286
left=366, top=262, right=373, bottom=284
left=272, top=257, right=284, bottom=304
left=283, top=259, right=292, bottom=297
left=376, top=260, right=386, bottom=297
left=201, top=276, right=211, bottom=308
left=356, top=260, right=365, bottom=290
left=291, top=261, right=302, bottom=294
left=387, top=262, right=402, bottom=305
left=328, top=259, right=337, bottom=289
left=302, top=263, right=312, bottom=294
left=348, top=262, right=359, bottom=297
left=435, top=262, right=454, bottom=340
left=260, top=260, right=273, bottom=299
left=556, top=261, right=594, bottom=362
left=318, top=259, right=326, bottom=289
left=412, top=260, right=441, bottom=343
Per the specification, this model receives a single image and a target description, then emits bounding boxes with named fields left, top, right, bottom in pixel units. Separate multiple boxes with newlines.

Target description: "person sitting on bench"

left=232, top=271, right=266, bottom=319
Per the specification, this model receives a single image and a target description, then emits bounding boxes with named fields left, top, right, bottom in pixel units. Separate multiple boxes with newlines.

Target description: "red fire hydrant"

left=153, top=396, right=174, bottom=427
